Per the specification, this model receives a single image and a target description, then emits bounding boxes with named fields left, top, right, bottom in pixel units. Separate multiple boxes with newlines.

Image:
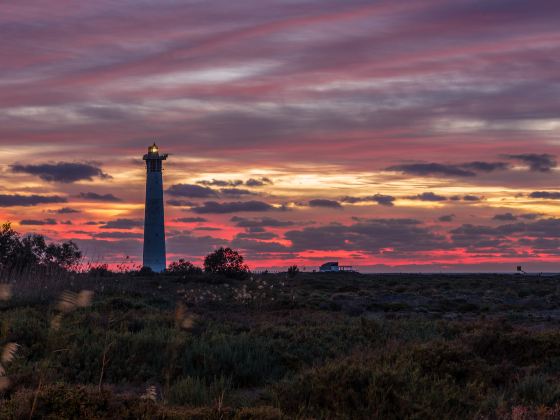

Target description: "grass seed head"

left=175, top=302, right=197, bottom=330
left=51, top=314, right=63, bottom=331
left=0, top=284, right=12, bottom=301
left=175, top=302, right=187, bottom=325
left=1, top=343, right=19, bottom=364
left=0, top=376, right=9, bottom=391
left=57, top=291, right=78, bottom=312
left=141, top=385, right=157, bottom=401
left=181, top=315, right=197, bottom=330
left=77, top=290, right=94, bottom=307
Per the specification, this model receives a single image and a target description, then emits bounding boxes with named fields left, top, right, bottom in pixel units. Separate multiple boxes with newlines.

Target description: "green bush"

left=44, top=320, right=284, bottom=387
left=3, top=308, right=49, bottom=361
left=168, top=375, right=232, bottom=406
left=514, top=375, right=560, bottom=406
left=177, top=332, right=284, bottom=387
left=273, top=350, right=491, bottom=419
left=469, top=330, right=560, bottom=366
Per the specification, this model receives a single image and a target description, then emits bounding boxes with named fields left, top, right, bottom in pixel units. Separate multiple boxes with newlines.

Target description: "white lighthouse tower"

left=143, top=143, right=168, bottom=272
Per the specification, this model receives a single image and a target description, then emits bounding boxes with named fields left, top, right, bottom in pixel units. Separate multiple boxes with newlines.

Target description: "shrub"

left=4, top=308, right=49, bottom=361
left=138, top=266, right=155, bottom=276
left=45, top=320, right=284, bottom=388
left=287, top=265, right=299, bottom=278
left=88, top=264, right=111, bottom=277
left=274, top=351, right=490, bottom=419
left=204, top=248, right=249, bottom=279
left=469, top=330, right=560, bottom=366
left=168, top=375, right=232, bottom=406
left=514, top=375, right=560, bottom=406
left=167, top=259, right=203, bottom=275
left=411, top=341, right=503, bottom=387
left=178, top=331, right=285, bottom=387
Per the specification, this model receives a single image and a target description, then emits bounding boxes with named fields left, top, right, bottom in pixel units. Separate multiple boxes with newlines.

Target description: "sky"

left=2, top=0, right=560, bottom=272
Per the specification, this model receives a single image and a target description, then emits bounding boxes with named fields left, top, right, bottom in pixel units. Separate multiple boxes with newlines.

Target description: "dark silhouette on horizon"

left=143, top=143, right=168, bottom=273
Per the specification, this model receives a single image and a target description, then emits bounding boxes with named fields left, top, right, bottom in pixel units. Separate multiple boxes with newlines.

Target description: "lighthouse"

left=143, top=143, right=168, bottom=272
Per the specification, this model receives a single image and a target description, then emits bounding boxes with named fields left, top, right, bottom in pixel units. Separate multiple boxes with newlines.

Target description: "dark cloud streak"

left=0, top=194, right=67, bottom=207
left=191, top=200, right=280, bottom=214
left=167, top=184, right=217, bottom=198
left=308, top=199, right=342, bottom=208
left=507, top=154, right=557, bottom=172
left=78, top=192, right=121, bottom=202
left=12, top=162, right=110, bottom=183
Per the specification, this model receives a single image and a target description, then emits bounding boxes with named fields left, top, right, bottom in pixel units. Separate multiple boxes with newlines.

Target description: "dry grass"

left=1, top=343, right=19, bottom=364
left=0, top=290, right=17, bottom=393
left=175, top=302, right=197, bottom=330
left=140, top=385, right=157, bottom=401
left=56, top=290, right=93, bottom=312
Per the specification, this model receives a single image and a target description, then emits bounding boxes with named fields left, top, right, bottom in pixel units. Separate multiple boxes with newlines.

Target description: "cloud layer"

left=2, top=0, right=560, bottom=270
left=12, top=162, right=110, bottom=183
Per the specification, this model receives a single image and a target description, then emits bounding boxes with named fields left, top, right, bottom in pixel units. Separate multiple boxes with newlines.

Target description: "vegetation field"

left=3, top=269, right=560, bottom=419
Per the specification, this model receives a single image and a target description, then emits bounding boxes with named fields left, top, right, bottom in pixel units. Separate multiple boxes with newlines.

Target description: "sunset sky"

left=2, top=0, right=560, bottom=271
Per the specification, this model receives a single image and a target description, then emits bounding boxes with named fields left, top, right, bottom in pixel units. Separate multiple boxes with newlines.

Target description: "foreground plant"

left=0, top=284, right=12, bottom=301
left=0, top=283, right=16, bottom=392
left=51, top=289, right=94, bottom=331
left=0, top=342, right=19, bottom=391
left=28, top=289, right=95, bottom=418
left=175, top=302, right=197, bottom=330
left=141, top=385, right=157, bottom=402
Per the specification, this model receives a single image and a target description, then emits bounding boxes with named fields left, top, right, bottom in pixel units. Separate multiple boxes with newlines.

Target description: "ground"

left=2, top=271, right=560, bottom=419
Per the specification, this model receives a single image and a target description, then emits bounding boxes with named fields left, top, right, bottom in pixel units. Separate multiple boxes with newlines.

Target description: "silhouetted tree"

left=139, top=266, right=155, bottom=276
left=0, top=223, right=21, bottom=267
left=287, top=265, right=300, bottom=278
left=167, top=259, right=202, bottom=274
left=0, top=222, right=82, bottom=271
left=16, top=234, right=47, bottom=267
left=45, top=241, right=82, bottom=269
left=88, top=264, right=111, bottom=277
left=204, top=247, right=249, bottom=279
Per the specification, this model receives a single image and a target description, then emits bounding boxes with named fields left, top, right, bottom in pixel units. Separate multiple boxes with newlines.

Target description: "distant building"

left=319, top=261, right=353, bottom=272
left=143, top=143, right=168, bottom=273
